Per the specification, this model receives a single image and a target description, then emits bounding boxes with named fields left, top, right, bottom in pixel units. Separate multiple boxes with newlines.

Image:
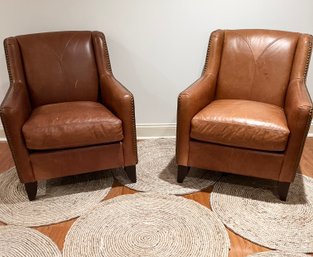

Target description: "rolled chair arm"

left=0, top=82, right=34, bottom=182
left=176, top=74, right=217, bottom=165
left=100, top=73, right=137, bottom=166
left=281, top=78, right=313, bottom=181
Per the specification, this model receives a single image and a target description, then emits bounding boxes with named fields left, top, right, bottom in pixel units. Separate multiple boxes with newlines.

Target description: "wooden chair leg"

left=125, top=165, right=137, bottom=183
left=25, top=182, right=38, bottom=201
left=278, top=182, right=291, bottom=201
left=177, top=165, right=190, bottom=183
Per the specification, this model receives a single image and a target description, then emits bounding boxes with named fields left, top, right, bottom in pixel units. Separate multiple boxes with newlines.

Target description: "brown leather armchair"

left=0, top=31, right=137, bottom=200
left=176, top=29, right=313, bottom=201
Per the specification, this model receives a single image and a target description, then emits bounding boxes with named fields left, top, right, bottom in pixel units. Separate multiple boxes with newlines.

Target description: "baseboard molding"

left=136, top=123, right=176, bottom=139
left=0, top=123, right=177, bottom=141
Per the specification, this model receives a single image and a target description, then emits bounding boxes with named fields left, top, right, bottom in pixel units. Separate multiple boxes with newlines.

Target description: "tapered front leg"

left=25, top=182, right=38, bottom=201
left=177, top=165, right=190, bottom=183
left=278, top=182, right=291, bottom=201
left=125, top=165, right=137, bottom=183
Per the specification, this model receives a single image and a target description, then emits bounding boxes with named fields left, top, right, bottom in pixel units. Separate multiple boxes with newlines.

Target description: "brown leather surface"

left=191, top=99, right=290, bottom=151
left=0, top=38, right=34, bottom=183
left=0, top=82, right=34, bottom=182
left=188, top=140, right=284, bottom=181
left=92, top=31, right=138, bottom=166
left=281, top=78, right=313, bottom=181
left=176, top=74, right=217, bottom=165
left=23, top=101, right=123, bottom=150
left=176, top=29, right=313, bottom=184
left=202, top=30, right=224, bottom=76
left=290, top=34, right=313, bottom=81
left=92, top=31, right=112, bottom=74
left=100, top=73, right=138, bottom=166
left=3, top=37, right=26, bottom=84
left=2, top=30, right=137, bottom=185
left=280, top=34, right=313, bottom=182
left=16, top=31, right=99, bottom=107
left=30, top=143, right=124, bottom=181
left=216, top=29, right=299, bottom=107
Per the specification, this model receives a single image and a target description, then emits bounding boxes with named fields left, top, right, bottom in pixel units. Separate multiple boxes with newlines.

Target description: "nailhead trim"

left=202, top=34, right=214, bottom=74
left=100, top=32, right=137, bottom=162
left=4, top=39, right=13, bottom=84
left=130, top=94, right=138, bottom=162
left=100, top=33, right=112, bottom=74
left=304, top=38, right=312, bottom=81
left=1, top=40, right=22, bottom=175
left=289, top=36, right=313, bottom=179
left=1, top=39, right=33, bottom=181
left=176, top=94, right=182, bottom=157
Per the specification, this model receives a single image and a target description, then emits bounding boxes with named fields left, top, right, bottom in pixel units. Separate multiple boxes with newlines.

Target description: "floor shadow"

left=37, top=169, right=114, bottom=199
left=157, top=156, right=222, bottom=190
left=212, top=170, right=308, bottom=205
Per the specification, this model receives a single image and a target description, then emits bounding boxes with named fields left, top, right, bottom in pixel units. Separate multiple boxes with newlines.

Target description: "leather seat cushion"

left=191, top=99, right=290, bottom=151
left=23, top=101, right=123, bottom=150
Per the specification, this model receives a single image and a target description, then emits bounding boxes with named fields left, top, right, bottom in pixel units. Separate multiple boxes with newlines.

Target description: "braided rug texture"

left=0, top=225, right=61, bottom=257
left=63, top=193, right=230, bottom=257
left=0, top=168, right=113, bottom=227
left=114, top=138, right=221, bottom=194
left=211, top=173, right=313, bottom=253
left=247, top=251, right=311, bottom=256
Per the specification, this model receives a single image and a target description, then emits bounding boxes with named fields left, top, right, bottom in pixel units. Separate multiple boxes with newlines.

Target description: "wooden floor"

left=0, top=139, right=313, bottom=257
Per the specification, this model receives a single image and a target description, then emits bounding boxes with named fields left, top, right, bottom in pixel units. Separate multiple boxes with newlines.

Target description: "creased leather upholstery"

left=216, top=30, right=299, bottom=107
left=177, top=29, right=313, bottom=193
left=23, top=101, right=123, bottom=150
left=16, top=31, right=99, bottom=107
left=0, top=31, right=137, bottom=199
left=191, top=99, right=290, bottom=151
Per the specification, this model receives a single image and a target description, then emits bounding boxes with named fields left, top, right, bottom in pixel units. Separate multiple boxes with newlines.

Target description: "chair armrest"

left=281, top=78, right=313, bottom=181
left=100, top=73, right=137, bottom=166
left=176, top=74, right=217, bottom=165
left=0, top=82, right=34, bottom=182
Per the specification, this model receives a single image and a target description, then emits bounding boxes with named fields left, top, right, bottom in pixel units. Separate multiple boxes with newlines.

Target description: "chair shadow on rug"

left=31, top=170, right=114, bottom=200
left=213, top=171, right=307, bottom=205
left=158, top=157, right=219, bottom=191
left=12, top=171, right=112, bottom=203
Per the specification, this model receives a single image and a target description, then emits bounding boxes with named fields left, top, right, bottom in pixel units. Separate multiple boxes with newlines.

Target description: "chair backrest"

left=214, top=29, right=304, bottom=107
left=5, top=31, right=100, bottom=107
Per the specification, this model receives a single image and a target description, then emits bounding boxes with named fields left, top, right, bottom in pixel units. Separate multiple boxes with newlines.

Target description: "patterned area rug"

left=114, top=138, right=221, bottom=194
left=63, top=193, right=230, bottom=257
left=210, top=173, right=313, bottom=253
left=0, top=225, right=61, bottom=256
left=0, top=168, right=113, bottom=227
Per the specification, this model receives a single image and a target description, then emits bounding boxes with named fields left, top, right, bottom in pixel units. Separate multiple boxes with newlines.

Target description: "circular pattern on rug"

left=0, top=168, right=113, bottom=227
left=210, top=173, right=313, bottom=253
left=63, top=193, right=230, bottom=257
left=247, top=251, right=311, bottom=257
left=113, top=138, right=221, bottom=194
left=0, top=225, right=61, bottom=256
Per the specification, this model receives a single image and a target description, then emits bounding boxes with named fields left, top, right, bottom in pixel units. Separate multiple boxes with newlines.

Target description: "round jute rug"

left=63, top=193, right=230, bottom=257
left=114, top=138, right=221, bottom=194
left=0, top=225, right=61, bottom=257
left=210, top=173, right=313, bottom=253
left=0, top=168, right=113, bottom=227
left=247, top=251, right=311, bottom=257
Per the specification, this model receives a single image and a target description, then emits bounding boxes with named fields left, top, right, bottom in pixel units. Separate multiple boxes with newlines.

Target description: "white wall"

left=0, top=0, right=313, bottom=124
